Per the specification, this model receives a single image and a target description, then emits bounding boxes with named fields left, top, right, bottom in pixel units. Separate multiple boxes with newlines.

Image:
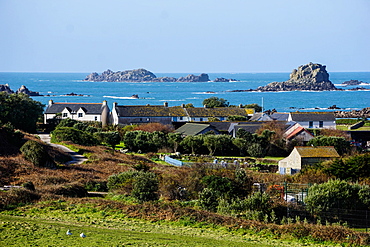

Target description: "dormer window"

left=78, top=113, right=83, bottom=118
left=63, top=113, right=68, bottom=117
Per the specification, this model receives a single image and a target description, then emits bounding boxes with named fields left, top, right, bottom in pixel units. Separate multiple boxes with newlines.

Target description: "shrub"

left=47, top=183, right=88, bottom=197
left=0, top=188, right=40, bottom=209
left=198, top=188, right=219, bottom=212
left=20, top=140, right=55, bottom=168
left=131, top=172, right=159, bottom=202
left=108, top=170, right=159, bottom=202
left=51, top=127, right=99, bottom=146
left=56, top=118, right=79, bottom=128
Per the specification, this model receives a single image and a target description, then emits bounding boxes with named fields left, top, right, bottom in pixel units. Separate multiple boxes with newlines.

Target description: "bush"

left=0, top=188, right=40, bottom=209
left=108, top=170, right=159, bottom=202
left=20, top=140, right=55, bottom=168
left=51, top=127, right=99, bottom=146
left=305, top=179, right=367, bottom=214
left=47, top=183, right=88, bottom=197
left=131, top=172, right=159, bottom=202
left=198, top=188, right=219, bottom=212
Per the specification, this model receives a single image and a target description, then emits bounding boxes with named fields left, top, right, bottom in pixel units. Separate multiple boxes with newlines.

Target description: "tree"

left=180, top=135, right=204, bottom=154
left=247, top=143, right=266, bottom=158
left=232, top=138, right=248, bottom=156
left=133, top=122, right=174, bottom=134
left=307, top=136, right=350, bottom=155
left=324, top=153, right=370, bottom=181
left=202, top=97, right=229, bottom=108
left=0, top=92, right=44, bottom=133
left=94, top=131, right=121, bottom=149
left=227, top=115, right=247, bottom=121
left=167, top=132, right=184, bottom=152
left=243, top=103, right=262, bottom=112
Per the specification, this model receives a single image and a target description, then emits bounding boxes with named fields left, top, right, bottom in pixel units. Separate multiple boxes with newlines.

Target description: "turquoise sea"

left=0, top=72, right=369, bottom=112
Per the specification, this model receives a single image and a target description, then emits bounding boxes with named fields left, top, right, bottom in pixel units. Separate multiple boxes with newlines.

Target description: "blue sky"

left=1, top=0, right=369, bottom=73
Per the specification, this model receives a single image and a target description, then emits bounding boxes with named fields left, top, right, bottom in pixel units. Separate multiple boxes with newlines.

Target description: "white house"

left=278, top=146, right=340, bottom=175
left=288, top=112, right=336, bottom=129
left=44, top=100, right=110, bottom=126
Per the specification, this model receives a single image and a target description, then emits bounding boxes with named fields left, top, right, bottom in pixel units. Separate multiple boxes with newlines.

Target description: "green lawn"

left=336, top=125, right=370, bottom=131
left=0, top=202, right=339, bottom=247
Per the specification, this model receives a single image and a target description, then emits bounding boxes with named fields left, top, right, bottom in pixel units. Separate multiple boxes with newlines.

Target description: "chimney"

left=48, top=99, right=53, bottom=106
left=102, top=100, right=107, bottom=106
left=203, top=104, right=208, bottom=108
left=163, top=102, right=168, bottom=107
left=239, top=104, right=243, bottom=108
left=113, top=102, right=118, bottom=108
left=181, top=104, right=185, bottom=108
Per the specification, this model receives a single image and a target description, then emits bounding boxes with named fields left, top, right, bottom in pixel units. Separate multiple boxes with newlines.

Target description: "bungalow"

left=185, top=107, right=252, bottom=122
left=278, top=146, right=340, bottom=175
left=288, top=112, right=336, bottom=129
left=111, top=102, right=188, bottom=125
left=44, top=100, right=110, bottom=126
left=175, top=123, right=219, bottom=136
left=111, top=102, right=254, bottom=125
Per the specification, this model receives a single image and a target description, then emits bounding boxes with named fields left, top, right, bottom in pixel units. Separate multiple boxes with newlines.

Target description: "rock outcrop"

left=334, top=107, right=370, bottom=118
left=177, top=73, right=209, bottom=82
left=0, top=84, right=14, bottom=94
left=16, top=85, right=42, bottom=96
left=256, top=62, right=337, bottom=91
left=1, top=84, right=41, bottom=96
left=84, top=69, right=210, bottom=82
left=341, top=80, right=368, bottom=86
left=214, top=77, right=239, bottom=82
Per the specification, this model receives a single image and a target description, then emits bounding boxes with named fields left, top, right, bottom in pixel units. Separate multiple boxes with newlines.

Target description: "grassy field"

left=0, top=201, right=341, bottom=247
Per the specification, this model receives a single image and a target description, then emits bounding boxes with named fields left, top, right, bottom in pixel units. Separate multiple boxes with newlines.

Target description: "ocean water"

left=0, top=72, right=369, bottom=113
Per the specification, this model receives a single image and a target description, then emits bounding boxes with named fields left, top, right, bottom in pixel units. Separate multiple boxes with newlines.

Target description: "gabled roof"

left=285, top=126, right=314, bottom=140
left=209, top=122, right=232, bottom=132
left=295, top=146, right=340, bottom=158
left=249, top=113, right=274, bottom=121
left=45, top=103, right=106, bottom=114
left=185, top=107, right=248, bottom=117
left=175, top=123, right=215, bottom=136
left=289, top=112, right=336, bottom=121
left=115, top=105, right=187, bottom=117
left=270, top=112, right=290, bottom=121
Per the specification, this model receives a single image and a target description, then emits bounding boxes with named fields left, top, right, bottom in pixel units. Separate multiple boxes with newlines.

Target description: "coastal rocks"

left=256, top=62, right=337, bottom=91
left=341, top=80, right=368, bottom=85
left=84, top=68, right=157, bottom=82
left=334, top=107, right=370, bottom=118
left=0, top=84, right=14, bottom=94
left=214, top=77, right=238, bottom=82
left=177, top=73, right=210, bottom=82
left=0, top=84, right=41, bottom=96
left=84, top=69, right=211, bottom=82
left=16, top=85, right=42, bottom=96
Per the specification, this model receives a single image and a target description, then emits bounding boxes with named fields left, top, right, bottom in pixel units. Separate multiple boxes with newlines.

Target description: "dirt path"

left=38, top=134, right=88, bottom=165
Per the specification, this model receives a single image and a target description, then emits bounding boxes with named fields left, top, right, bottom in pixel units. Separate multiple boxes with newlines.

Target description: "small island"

left=0, top=84, right=42, bottom=96
left=84, top=68, right=211, bottom=82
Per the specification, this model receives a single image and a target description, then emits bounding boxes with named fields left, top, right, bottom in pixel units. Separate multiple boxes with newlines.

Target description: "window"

left=309, top=121, right=313, bottom=128
left=95, top=116, right=98, bottom=121
left=200, top=118, right=203, bottom=121
left=78, top=113, right=83, bottom=118
left=319, top=121, right=323, bottom=128
left=179, top=117, right=183, bottom=120
left=62, top=113, right=67, bottom=117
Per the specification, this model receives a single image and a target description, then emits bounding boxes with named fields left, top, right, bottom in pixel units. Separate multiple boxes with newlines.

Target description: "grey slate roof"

left=175, top=123, right=216, bottom=136
left=289, top=112, right=336, bottom=121
left=270, top=113, right=290, bottom=121
left=115, top=105, right=187, bottom=117
left=45, top=103, right=107, bottom=114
